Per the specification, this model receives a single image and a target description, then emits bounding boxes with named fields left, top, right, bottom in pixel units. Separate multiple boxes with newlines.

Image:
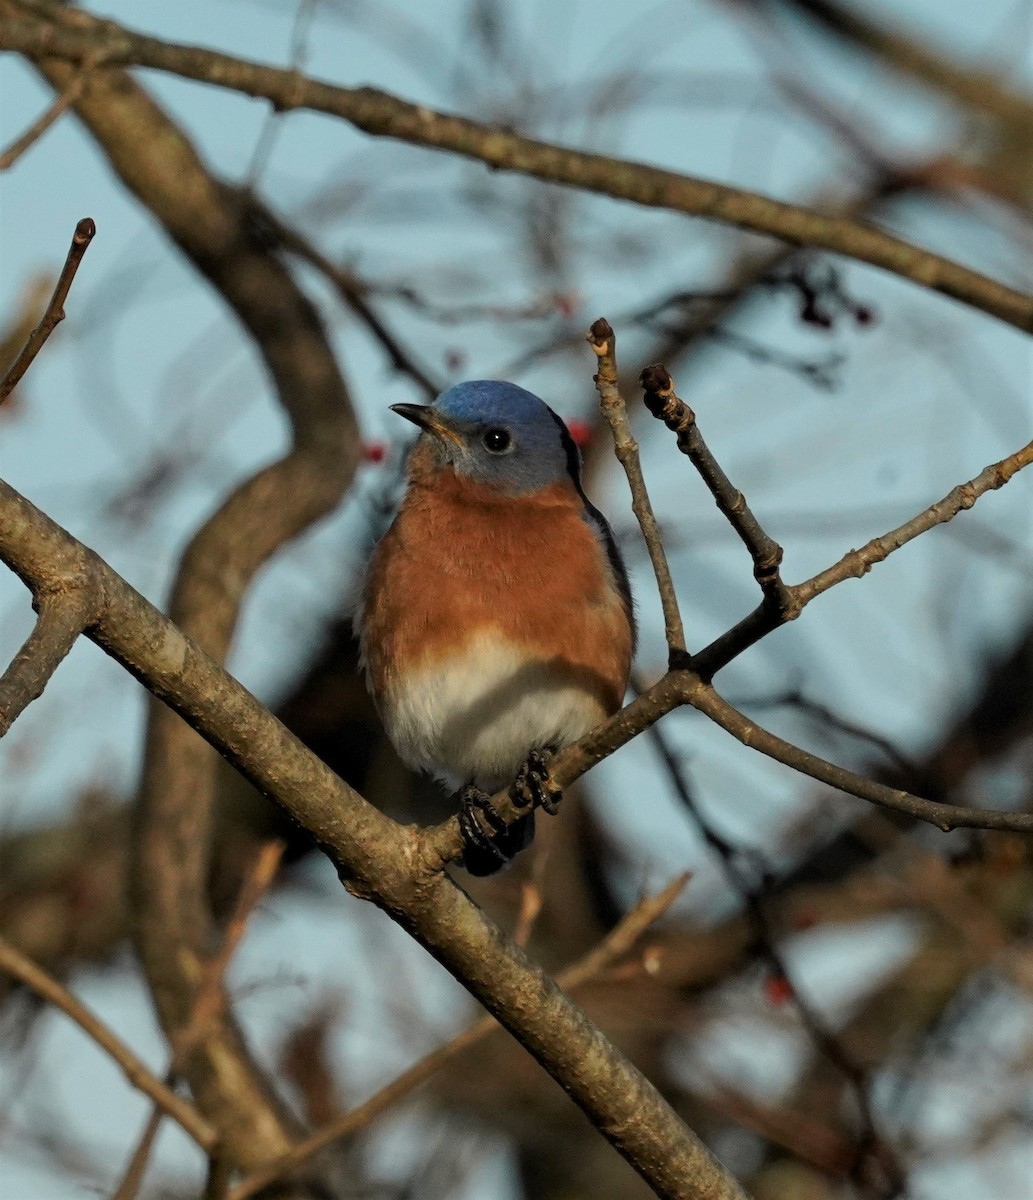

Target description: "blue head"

left=391, top=380, right=581, bottom=495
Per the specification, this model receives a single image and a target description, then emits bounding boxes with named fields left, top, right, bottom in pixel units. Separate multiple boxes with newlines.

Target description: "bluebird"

left=358, top=381, right=634, bottom=874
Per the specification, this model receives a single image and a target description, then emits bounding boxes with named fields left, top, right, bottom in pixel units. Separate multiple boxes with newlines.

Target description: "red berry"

left=764, top=974, right=794, bottom=1006
left=555, top=290, right=581, bottom=319
left=566, top=419, right=593, bottom=449
left=362, top=442, right=387, bottom=464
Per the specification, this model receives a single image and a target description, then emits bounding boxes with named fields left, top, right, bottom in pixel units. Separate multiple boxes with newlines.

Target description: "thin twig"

left=0, top=934, right=216, bottom=1151
left=110, top=842, right=284, bottom=1199
left=0, top=216, right=96, bottom=404
left=685, top=679, right=1033, bottom=832
left=227, top=871, right=691, bottom=1200
left=0, top=60, right=96, bottom=171
left=693, top=428, right=1033, bottom=679
left=256, top=204, right=441, bottom=400
left=178, top=840, right=286, bottom=1054
left=735, top=688, right=915, bottom=773
left=588, top=319, right=686, bottom=657
left=639, top=364, right=793, bottom=618
left=0, top=583, right=98, bottom=737
left=640, top=701, right=905, bottom=1193
left=109, top=1098, right=167, bottom=1200
left=513, top=880, right=544, bottom=949
left=795, top=439, right=1033, bottom=603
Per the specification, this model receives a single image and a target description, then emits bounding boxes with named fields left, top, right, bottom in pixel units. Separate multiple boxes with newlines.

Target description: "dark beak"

left=389, top=403, right=462, bottom=447
left=389, top=403, right=433, bottom=429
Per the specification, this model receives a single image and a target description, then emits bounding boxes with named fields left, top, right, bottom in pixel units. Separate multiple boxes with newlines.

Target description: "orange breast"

left=361, top=462, right=632, bottom=719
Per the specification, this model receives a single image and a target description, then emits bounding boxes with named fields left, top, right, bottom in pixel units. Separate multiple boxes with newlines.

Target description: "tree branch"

left=2, top=5, right=1033, bottom=333
left=16, top=43, right=358, bottom=1168
left=0, top=476, right=748, bottom=1200
left=256, top=204, right=442, bottom=400
left=588, top=318, right=686, bottom=657
left=0, top=58, right=97, bottom=171
left=639, top=363, right=793, bottom=619
left=0, top=577, right=98, bottom=736
left=109, top=1086, right=170, bottom=1200
left=0, top=216, right=95, bottom=403
left=691, top=425, right=1033, bottom=679
left=0, top=934, right=216, bottom=1151
left=684, top=679, right=1033, bottom=832
left=228, top=872, right=692, bottom=1200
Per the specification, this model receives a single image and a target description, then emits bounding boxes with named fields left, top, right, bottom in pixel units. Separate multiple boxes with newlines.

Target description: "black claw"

left=459, top=785, right=510, bottom=869
left=458, top=783, right=537, bottom=875
left=456, top=749, right=562, bottom=876
left=513, top=747, right=563, bottom=815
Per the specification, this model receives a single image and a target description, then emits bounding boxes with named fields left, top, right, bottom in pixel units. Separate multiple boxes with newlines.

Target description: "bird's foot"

left=458, top=784, right=511, bottom=872
left=512, top=747, right=562, bottom=815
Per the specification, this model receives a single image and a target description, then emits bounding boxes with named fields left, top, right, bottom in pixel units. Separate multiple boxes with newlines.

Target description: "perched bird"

left=358, top=381, right=634, bottom=874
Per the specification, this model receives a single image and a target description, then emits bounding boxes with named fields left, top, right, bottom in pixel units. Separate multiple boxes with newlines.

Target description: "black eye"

left=482, top=428, right=511, bottom=454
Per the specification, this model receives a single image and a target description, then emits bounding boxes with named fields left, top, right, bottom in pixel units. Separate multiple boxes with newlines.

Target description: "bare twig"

left=0, top=581, right=98, bottom=736
left=0, top=59, right=97, bottom=171
left=640, top=703, right=905, bottom=1191
left=256, top=205, right=442, bottom=400
left=767, top=0, right=1033, bottom=130
left=0, top=216, right=95, bottom=404
left=228, top=872, right=692, bottom=1200
left=795, top=440, right=1033, bottom=603
left=513, top=880, right=544, bottom=949
left=686, top=681, right=1033, bottom=833
left=109, top=1097, right=167, bottom=1200
left=109, top=841, right=284, bottom=1200
left=639, top=364, right=792, bottom=617
left=693, top=428, right=1033, bottom=679
left=588, top=319, right=686, bottom=657
left=178, top=840, right=285, bottom=1056
left=0, top=935, right=216, bottom=1151
left=737, top=688, right=915, bottom=773
left=3, top=8, right=1033, bottom=333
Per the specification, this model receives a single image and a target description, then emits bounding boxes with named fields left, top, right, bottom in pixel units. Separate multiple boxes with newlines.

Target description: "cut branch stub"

left=0, top=567, right=100, bottom=738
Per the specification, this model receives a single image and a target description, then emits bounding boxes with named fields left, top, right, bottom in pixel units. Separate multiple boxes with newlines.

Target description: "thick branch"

left=2, top=7, right=1033, bottom=332
left=0, top=478, right=748, bottom=1200
left=19, top=47, right=358, bottom=1166
left=229, top=872, right=692, bottom=1200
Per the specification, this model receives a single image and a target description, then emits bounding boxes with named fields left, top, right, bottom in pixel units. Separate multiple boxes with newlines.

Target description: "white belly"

left=382, top=628, right=606, bottom=791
